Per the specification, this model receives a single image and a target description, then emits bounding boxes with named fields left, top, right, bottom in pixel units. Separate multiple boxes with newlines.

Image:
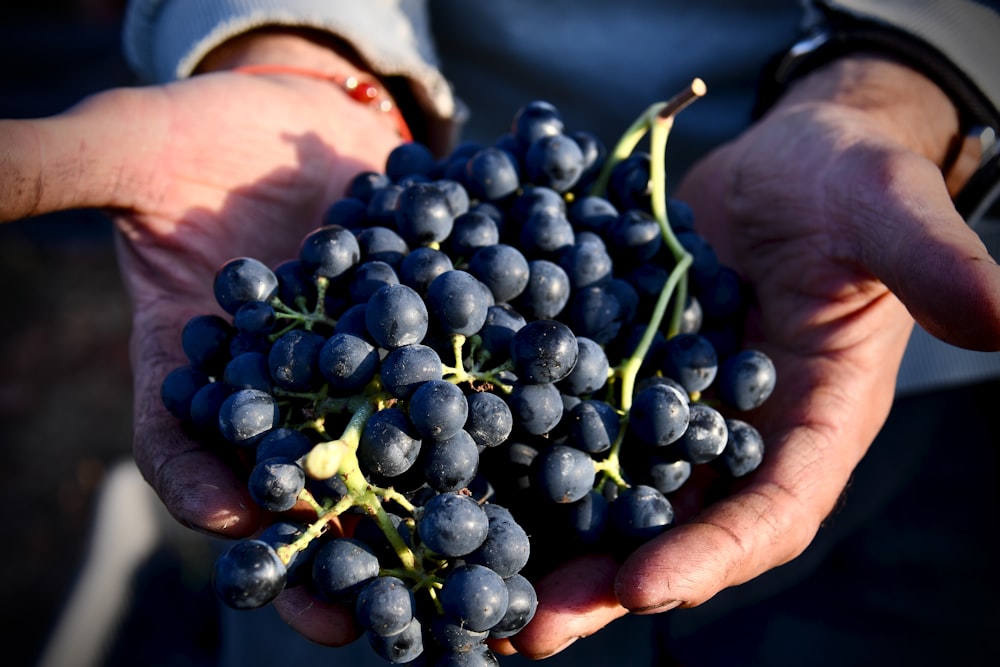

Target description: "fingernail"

left=631, top=599, right=683, bottom=615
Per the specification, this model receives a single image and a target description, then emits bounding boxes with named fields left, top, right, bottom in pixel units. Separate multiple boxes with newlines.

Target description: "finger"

left=615, top=408, right=863, bottom=613
left=0, top=88, right=149, bottom=222
left=129, top=296, right=260, bottom=537
left=504, top=553, right=628, bottom=659
left=272, top=586, right=362, bottom=647
left=830, top=144, right=1000, bottom=350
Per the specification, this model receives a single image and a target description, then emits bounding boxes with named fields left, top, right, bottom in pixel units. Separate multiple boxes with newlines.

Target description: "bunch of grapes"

left=160, top=81, right=776, bottom=665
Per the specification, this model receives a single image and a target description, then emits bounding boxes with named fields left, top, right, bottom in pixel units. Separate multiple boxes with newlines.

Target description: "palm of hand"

left=507, top=100, right=982, bottom=658
left=104, top=71, right=399, bottom=537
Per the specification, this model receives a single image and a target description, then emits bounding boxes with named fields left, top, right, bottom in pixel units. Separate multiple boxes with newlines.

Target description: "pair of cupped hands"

left=2, top=30, right=997, bottom=660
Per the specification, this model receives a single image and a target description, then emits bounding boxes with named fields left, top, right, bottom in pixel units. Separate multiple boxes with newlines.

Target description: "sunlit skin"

left=1, top=27, right=998, bottom=660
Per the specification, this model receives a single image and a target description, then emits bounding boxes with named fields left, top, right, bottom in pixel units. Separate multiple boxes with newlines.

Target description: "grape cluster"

left=161, top=92, right=776, bottom=665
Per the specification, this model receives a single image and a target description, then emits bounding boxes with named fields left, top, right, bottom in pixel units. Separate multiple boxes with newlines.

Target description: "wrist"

left=194, top=28, right=411, bottom=142
left=196, top=28, right=367, bottom=79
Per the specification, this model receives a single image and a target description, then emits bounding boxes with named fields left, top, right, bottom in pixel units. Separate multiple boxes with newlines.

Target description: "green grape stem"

left=586, top=79, right=706, bottom=492
left=268, top=274, right=338, bottom=335
left=599, top=80, right=705, bottom=413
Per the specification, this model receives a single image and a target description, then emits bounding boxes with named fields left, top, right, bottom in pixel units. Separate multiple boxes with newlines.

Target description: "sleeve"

left=121, top=0, right=461, bottom=142
left=761, top=0, right=1000, bottom=222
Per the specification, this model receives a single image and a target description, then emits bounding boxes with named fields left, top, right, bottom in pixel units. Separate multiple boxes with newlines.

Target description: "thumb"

left=832, top=143, right=1000, bottom=351
left=0, top=88, right=152, bottom=222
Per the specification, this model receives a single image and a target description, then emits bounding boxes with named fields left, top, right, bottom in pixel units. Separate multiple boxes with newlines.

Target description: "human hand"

left=0, top=29, right=405, bottom=645
left=499, top=54, right=1000, bottom=658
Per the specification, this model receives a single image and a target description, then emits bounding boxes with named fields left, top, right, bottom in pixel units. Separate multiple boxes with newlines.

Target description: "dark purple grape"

left=213, top=257, right=279, bottom=315
left=347, top=170, right=392, bottom=203
left=425, top=270, right=492, bottom=337
left=366, top=184, right=404, bottom=227
left=394, top=182, right=455, bottom=246
left=570, top=129, right=606, bottom=189
left=507, top=381, right=564, bottom=436
left=610, top=484, right=674, bottom=543
left=367, top=617, right=424, bottom=664
left=607, top=152, right=651, bottom=211
left=379, top=343, right=443, bottom=399
left=212, top=540, right=287, bottom=610
left=217, top=388, right=280, bottom=446
left=524, top=133, right=585, bottom=192
left=331, top=302, right=369, bottom=341
left=248, top=457, right=305, bottom=512
left=563, top=489, right=608, bottom=545
left=663, top=333, right=718, bottom=394
left=506, top=186, right=566, bottom=232
left=512, top=100, right=563, bottom=148
left=311, top=537, right=380, bottom=603
left=567, top=399, right=620, bottom=454
left=355, top=575, right=415, bottom=638
left=222, top=351, right=272, bottom=392
left=356, top=226, right=410, bottom=269
left=408, top=379, right=469, bottom=441
left=428, top=616, right=489, bottom=653
left=558, top=231, right=613, bottom=290
left=677, top=403, right=727, bottom=464
left=417, top=492, right=489, bottom=558
left=647, top=455, right=692, bottom=495
left=233, top=301, right=276, bottom=336
left=421, top=429, right=480, bottom=492
left=439, top=564, right=509, bottom=632
left=610, top=209, right=662, bottom=263
left=298, top=224, right=361, bottom=280
left=365, top=283, right=429, bottom=349
left=448, top=210, right=500, bottom=257
left=666, top=197, right=696, bottom=232
left=510, top=319, right=579, bottom=384
left=385, top=141, right=436, bottom=181
left=718, top=349, right=776, bottom=411
left=465, top=503, right=530, bottom=578
left=489, top=573, right=537, bottom=639
left=274, top=259, right=316, bottom=310
left=257, top=521, right=317, bottom=587
left=465, top=147, right=520, bottom=201
left=349, top=260, right=399, bottom=304
left=318, top=332, right=379, bottom=393
left=533, top=444, right=596, bottom=504
left=189, top=380, right=230, bottom=436
left=399, top=246, right=454, bottom=296
left=323, top=196, right=368, bottom=229
left=568, top=284, right=627, bottom=346
left=436, top=178, right=471, bottom=216
left=478, top=303, right=526, bottom=363
left=568, top=195, right=618, bottom=235
left=267, top=329, right=325, bottom=392
left=512, top=259, right=571, bottom=321
left=467, top=244, right=530, bottom=304
left=160, top=364, right=209, bottom=421
left=715, top=419, right=765, bottom=477
left=464, top=391, right=514, bottom=449
left=518, top=209, right=575, bottom=259
left=255, top=427, right=313, bottom=463
left=181, top=314, right=234, bottom=373
left=628, top=382, right=690, bottom=447
left=558, top=336, right=610, bottom=396
left=357, top=407, right=422, bottom=478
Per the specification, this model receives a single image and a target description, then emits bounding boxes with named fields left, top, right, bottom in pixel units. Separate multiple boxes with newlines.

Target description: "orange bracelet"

left=231, top=63, right=413, bottom=142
